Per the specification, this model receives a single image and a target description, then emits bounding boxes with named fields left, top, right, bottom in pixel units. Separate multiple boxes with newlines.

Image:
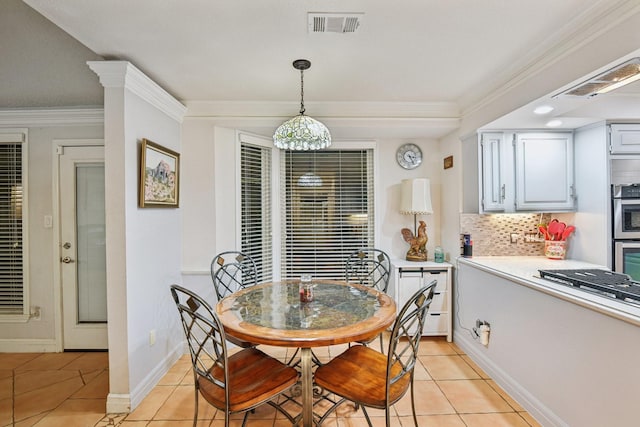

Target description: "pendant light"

left=273, top=59, right=331, bottom=150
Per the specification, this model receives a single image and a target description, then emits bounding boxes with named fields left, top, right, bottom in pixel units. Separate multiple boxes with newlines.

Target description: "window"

left=280, top=149, right=374, bottom=279
left=0, top=133, right=27, bottom=316
left=240, top=135, right=273, bottom=283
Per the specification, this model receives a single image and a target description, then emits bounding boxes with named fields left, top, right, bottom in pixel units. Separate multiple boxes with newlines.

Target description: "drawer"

left=398, top=269, right=448, bottom=291
left=429, top=290, right=448, bottom=312
left=423, top=312, right=448, bottom=334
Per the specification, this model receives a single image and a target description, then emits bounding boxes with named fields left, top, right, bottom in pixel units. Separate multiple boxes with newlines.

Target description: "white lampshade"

left=400, top=178, right=433, bottom=214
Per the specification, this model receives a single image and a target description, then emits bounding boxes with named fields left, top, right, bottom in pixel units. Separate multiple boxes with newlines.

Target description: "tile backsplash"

left=460, top=213, right=552, bottom=256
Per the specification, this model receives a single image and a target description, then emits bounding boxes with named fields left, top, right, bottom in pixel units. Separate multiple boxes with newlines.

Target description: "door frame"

left=52, top=139, right=105, bottom=352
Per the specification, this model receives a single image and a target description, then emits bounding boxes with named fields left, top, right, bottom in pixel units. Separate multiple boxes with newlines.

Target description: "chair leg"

left=286, top=347, right=300, bottom=366
left=192, top=387, right=199, bottom=427
left=361, top=406, right=374, bottom=427
left=410, top=378, right=418, bottom=427
left=240, top=410, right=250, bottom=427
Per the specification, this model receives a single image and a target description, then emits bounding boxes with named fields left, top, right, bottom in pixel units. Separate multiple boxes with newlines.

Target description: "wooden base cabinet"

left=390, top=260, right=453, bottom=342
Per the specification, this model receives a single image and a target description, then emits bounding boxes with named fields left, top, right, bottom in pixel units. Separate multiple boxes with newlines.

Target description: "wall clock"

left=396, top=143, right=422, bottom=169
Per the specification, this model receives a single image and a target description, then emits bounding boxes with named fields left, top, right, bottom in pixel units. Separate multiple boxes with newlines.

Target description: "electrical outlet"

left=480, top=323, right=491, bottom=346
left=149, top=329, right=156, bottom=346
left=510, top=233, right=519, bottom=243
left=30, top=306, right=41, bottom=320
left=524, top=232, right=544, bottom=243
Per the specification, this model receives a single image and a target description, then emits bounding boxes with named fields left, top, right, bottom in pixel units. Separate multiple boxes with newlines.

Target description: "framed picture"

left=443, top=155, right=454, bottom=170
left=139, top=139, right=180, bottom=208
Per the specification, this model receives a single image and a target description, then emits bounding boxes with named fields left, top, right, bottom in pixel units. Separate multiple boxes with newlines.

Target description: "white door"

left=59, top=145, right=108, bottom=350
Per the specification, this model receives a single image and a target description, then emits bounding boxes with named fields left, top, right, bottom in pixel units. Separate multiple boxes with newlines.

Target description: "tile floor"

left=0, top=338, right=542, bottom=426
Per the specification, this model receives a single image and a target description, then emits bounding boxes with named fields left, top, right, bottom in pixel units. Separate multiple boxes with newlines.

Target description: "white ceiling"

left=17, top=0, right=640, bottom=138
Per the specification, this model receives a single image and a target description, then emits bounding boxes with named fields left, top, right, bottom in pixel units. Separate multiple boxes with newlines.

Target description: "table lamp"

left=400, top=178, right=433, bottom=261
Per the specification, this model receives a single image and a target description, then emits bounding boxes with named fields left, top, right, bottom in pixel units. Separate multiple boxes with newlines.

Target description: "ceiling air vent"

left=308, top=13, right=363, bottom=34
left=556, top=57, right=640, bottom=97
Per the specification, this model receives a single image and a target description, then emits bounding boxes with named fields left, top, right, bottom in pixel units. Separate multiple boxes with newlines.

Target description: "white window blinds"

left=280, top=149, right=374, bottom=280
left=0, top=133, right=26, bottom=315
left=240, top=140, right=273, bottom=283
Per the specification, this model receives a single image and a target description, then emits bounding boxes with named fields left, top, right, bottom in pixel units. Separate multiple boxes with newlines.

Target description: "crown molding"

left=87, top=61, right=187, bottom=123
left=184, top=100, right=460, bottom=119
left=0, top=108, right=103, bottom=127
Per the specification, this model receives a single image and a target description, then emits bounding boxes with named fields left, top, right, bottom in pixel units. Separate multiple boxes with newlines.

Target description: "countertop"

left=457, top=256, right=640, bottom=327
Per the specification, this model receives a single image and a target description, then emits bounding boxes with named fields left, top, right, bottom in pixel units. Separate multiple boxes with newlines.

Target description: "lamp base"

left=406, top=249, right=428, bottom=262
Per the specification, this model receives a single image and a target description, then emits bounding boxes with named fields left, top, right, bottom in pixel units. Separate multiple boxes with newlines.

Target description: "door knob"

left=61, top=256, right=75, bottom=264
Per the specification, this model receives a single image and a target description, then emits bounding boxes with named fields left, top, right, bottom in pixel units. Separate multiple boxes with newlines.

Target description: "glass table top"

left=229, top=281, right=382, bottom=330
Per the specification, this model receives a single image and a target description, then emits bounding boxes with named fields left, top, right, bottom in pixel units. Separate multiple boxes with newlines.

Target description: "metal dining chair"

left=345, top=248, right=391, bottom=293
left=210, top=251, right=258, bottom=301
left=210, top=251, right=260, bottom=349
left=170, top=284, right=298, bottom=427
left=345, top=248, right=392, bottom=350
left=314, top=281, right=436, bottom=427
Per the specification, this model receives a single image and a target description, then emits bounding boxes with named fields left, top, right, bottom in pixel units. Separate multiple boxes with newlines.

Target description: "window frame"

left=238, top=136, right=378, bottom=281
left=237, top=133, right=279, bottom=282
left=0, top=130, right=29, bottom=322
left=278, top=140, right=377, bottom=280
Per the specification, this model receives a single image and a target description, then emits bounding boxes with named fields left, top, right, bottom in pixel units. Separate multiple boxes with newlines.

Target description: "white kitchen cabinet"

left=480, top=132, right=509, bottom=211
left=479, top=131, right=575, bottom=212
left=514, top=132, right=575, bottom=211
left=390, top=259, right=452, bottom=341
left=609, top=123, right=640, bottom=154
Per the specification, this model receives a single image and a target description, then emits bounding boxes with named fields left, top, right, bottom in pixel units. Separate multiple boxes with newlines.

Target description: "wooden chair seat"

left=314, top=345, right=410, bottom=408
left=199, top=347, right=299, bottom=413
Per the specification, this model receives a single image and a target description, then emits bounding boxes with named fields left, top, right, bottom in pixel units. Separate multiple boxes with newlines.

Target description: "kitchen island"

left=455, top=256, right=639, bottom=427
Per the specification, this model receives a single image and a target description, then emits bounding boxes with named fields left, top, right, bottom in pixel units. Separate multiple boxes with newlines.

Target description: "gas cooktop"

left=538, top=269, right=640, bottom=306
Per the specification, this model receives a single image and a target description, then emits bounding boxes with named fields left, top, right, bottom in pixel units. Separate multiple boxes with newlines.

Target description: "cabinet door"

left=515, top=132, right=575, bottom=211
left=480, top=132, right=507, bottom=212
left=397, top=271, right=424, bottom=306
left=610, top=124, right=640, bottom=154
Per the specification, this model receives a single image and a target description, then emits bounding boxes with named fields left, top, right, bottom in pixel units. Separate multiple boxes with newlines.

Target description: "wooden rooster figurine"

left=401, top=220, right=428, bottom=261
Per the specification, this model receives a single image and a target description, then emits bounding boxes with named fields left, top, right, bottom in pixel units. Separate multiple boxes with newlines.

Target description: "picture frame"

left=139, top=139, right=180, bottom=208
left=443, top=155, right=454, bottom=170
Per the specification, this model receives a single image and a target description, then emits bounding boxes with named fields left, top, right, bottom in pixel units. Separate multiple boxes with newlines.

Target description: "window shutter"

left=240, top=141, right=273, bottom=283
left=280, top=149, right=374, bottom=280
left=0, top=133, right=25, bottom=315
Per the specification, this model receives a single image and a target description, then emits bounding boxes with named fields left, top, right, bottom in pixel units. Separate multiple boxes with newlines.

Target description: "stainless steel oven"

left=613, top=184, right=640, bottom=239
left=614, top=241, right=640, bottom=281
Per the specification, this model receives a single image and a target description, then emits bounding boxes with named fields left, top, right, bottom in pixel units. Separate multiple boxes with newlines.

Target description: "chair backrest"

left=210, top=251, right=258, bottom=300
left=170, top=284, right=230, bottom=408
left=345, top=248, right=391, bottom=292
left=385, top=280, right=436, bottom=399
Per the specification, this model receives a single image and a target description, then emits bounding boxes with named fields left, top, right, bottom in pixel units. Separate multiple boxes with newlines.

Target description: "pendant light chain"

left=299, top=68, right=306, bottom=115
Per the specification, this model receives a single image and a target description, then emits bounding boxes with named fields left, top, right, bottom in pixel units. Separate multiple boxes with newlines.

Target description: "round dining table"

left=216, top=279, right=396, bottom=427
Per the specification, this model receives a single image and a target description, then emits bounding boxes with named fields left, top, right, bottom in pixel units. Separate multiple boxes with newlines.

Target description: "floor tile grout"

left=0, top=338, right=542, bottom=427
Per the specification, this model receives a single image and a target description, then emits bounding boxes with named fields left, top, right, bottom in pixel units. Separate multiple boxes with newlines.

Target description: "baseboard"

left=454, top=330, right=568, bottom=427
left=106, top=393, right=131, bottom=414
left=0, top=338, right=58, bottom=352
left=128, top=340, right=185, bottom=410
